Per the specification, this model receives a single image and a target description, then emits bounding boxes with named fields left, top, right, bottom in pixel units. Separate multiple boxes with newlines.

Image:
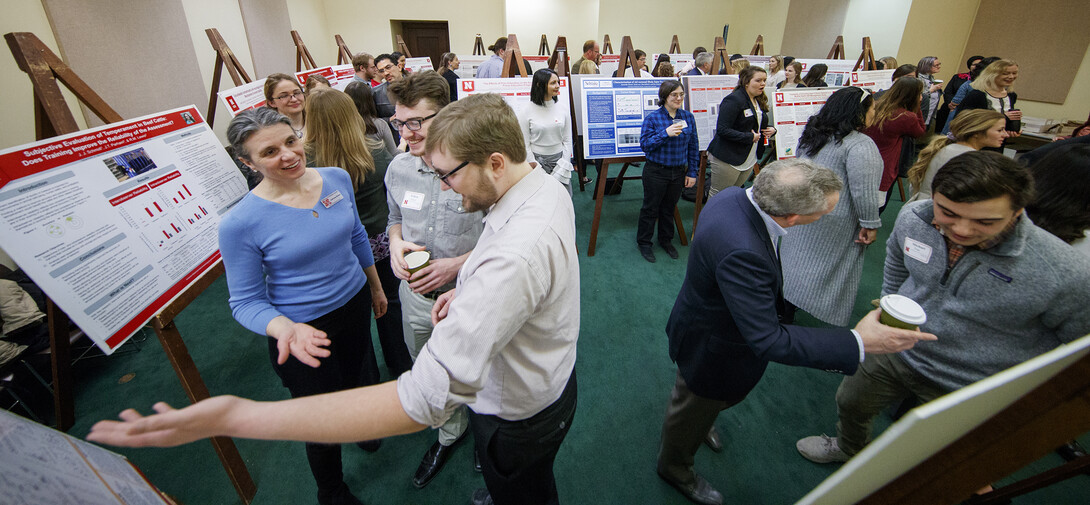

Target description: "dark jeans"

left=470, top=370, right=578, bottom=505
left=373, top=258, right=412, bottom=376
left=637, top=161, right=686, bottom=247
left=266, top=288, right=380, bottom=494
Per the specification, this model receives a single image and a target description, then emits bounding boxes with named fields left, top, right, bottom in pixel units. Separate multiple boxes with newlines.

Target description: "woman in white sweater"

left=520, top=68, right=574, bottom=195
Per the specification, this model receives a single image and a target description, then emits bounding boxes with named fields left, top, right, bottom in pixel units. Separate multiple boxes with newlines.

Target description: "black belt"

left=647, top=161, right=685, bottom=170
left=422, top=288, right=451, bottom=301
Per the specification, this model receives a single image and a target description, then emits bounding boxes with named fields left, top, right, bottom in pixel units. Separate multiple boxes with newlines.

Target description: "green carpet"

left=59, top=167, right=1087, bottom=504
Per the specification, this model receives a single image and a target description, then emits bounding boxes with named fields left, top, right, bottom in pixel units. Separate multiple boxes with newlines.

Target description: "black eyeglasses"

left=433, top=160, right=469, bottom=184
left=390, top=112, right=438, bottom=132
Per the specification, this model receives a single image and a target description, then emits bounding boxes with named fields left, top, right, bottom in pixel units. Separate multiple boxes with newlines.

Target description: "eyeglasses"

left=390, top=112, right=438, bottom=132
left=669, top=92, right=685, bottom=98
left=274, top=90, right=304, bottom=102
left=433, top=160, right=469, bottom=184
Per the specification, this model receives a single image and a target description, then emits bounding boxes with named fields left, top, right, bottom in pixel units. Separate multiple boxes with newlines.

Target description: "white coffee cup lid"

left=880, top=294, right=927, bottom=325
left=405, top=251, right=430, bottom=269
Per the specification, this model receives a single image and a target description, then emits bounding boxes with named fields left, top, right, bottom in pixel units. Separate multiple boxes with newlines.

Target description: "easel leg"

left=588, top=160, right=610, bottom=256
left=673, top=207, right=688, bottom=246
left=46, top=298, right=74, bottom=431
left=154, top=322, right=257, bottom=504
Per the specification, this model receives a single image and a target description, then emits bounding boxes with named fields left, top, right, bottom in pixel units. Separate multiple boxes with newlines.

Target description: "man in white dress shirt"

left=89, top=93, right=580, bottom=505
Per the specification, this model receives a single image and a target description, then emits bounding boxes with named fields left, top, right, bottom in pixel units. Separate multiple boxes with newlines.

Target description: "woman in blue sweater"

left=220, top=107, right=387, bottom=505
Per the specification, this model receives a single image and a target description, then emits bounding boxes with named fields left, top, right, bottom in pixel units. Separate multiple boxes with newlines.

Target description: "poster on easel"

left=771, top=87, right=842, bottom=159
left=0, top=409, right=172, bottom=504
left=404, top=56, right=434, bottom=74
left=0, top=106, right=249, bottom=353
left=740, top=55, right=772, bottom=69
left=849, top=69, right=895, bottom=92
left=217, top=80, right=267, bottom=118
left=597, top=54, right=621, bottom=77
left=523, top=55, right=551, bottom=72
left=456, top=76, right=571, bottom=116
left=682, top=75, right=739, bottom=150
left=295, top=64, right=356, bottom=91
left=795, top=58, right=858, bottom=87
left=579, top=77, right=673, bottom=159
left=454, top=55, right=491, bottom=79
left=651, top=53, right=696, bottom=75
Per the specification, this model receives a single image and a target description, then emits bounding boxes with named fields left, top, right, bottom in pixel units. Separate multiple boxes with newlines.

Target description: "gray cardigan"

left=884, top=200, right=1090, bottom=391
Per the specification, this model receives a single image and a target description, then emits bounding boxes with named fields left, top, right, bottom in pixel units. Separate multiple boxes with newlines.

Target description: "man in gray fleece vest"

left=798, top=150, right=1090, bottom=463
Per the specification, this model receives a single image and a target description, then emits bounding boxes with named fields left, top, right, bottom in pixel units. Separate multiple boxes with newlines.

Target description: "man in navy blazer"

left=656, top=159, right=936, bottom=505
left=685, top=52, right=713, bottom=76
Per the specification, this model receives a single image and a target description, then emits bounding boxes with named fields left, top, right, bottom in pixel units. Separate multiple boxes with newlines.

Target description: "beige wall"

left=286, top=0, right=335, bottom=66
left=507, top=0, right=598, bottom=53
left=726, top=0, right=790, bottom=56
left=898, top=0, right=979, bottom=77
left=597, top=0, right=734, bottom=56
left=180, top=0, right=255, bottom=143
left=842, top=0, right=912, bottom=60
left=323, top=0, right=505, bottom=56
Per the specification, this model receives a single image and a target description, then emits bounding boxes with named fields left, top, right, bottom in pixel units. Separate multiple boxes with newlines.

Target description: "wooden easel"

left=613, top=35, right=641, bottom=77
left=669, top=35, right=682, bottom=54
left=395, top=35, right=413, bottom=57
left=859, top=351, right=1090, bottom=504
left=853, top=36, right=877, bottom=71
left=292, top=30, right=316, bottom=71
left=473, top=34, right=485, bottom=55
left=710, top=36, right=728, bottom=74
left=539, top=35, right=550, bottom=56
left=498, top=33, right=528, bottom=78
left=602, top=35, right=613, bottom=54
left=204, top=28, right=252, bottom=128
left=5, top=31, right=257, bottom=504
left=827, top=35, right=846, bottom=59
left=335, top=34, right=353, bottom=65
left=749, top=35, right=765, bottom=56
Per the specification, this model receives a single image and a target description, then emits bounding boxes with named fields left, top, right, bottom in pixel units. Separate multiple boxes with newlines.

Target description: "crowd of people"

left=82, top=39, right=1090, bottom=505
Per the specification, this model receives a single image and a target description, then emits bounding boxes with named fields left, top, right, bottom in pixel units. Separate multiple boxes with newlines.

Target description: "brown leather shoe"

left=657, top=469, right=723, bottom=505
left=704, top=426, right=723, bottom=452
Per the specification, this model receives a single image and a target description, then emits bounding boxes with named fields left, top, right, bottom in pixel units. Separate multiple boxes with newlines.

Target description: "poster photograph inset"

left=0, top=106, right=249, bottom=353
left=795, top=59, right=859, bottom=87
left=771, top=87, right=842, bottom=159
left=579, top=77, right=673, bottom=159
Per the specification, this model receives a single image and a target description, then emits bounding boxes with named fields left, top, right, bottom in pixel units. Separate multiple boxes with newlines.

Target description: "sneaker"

left=796, top=435, right=850, bottom=463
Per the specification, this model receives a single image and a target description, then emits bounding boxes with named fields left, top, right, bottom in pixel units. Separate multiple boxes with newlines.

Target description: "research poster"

left=217, top=80, right=266, bottom=118
left=295, top=64, right=355, bottom=91
left=456, top=76, right=571, bottom=116
left=682, top=75, right=739, bottom=150
left=741, top=54, right=772, bottom=69
left=597, top=54, right=620, bottom=77
left=404, top=56, right=434, bottom=73
left=454, top=55, right=490, bottom=79
left=771, top=87, right=842, bottom=159
left=795, top=59, right=858, bottom=87
left=579, top=77, right=673, bottom=159
left=524, top=55, right=551, bottom=73
left=0, top=106, right=249, bottom=353
left=849, top=69, right=895, bottom=92
left=651, top=53, right=695, bottom=75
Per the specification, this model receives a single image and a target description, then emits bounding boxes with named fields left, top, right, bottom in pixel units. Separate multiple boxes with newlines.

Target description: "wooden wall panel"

left=780, top=0, right=850, bottom=59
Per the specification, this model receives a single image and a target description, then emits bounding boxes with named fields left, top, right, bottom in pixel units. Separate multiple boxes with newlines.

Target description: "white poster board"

left=683, top=75, right=739, bottom=151
left=295, top=64, right=355, bottom=91
left=455, top=77, right=571, bottom=119
left=0, top=106, right=248, bottom=353
left=0, top=409, right=172, bottom=504
left=741, top=55, right=772, bottom=69
left=404, top=56, right=434, bottom=73
left=454, top=54, right=490, bottom=80
left=523, top=55, right=551, bottom=73
left=795, top=58, right=858, bottom=87
left=652, top=53, right=695, bottom=75
left=849, top=69, right=895, bottom=92
left=579, top=77, right=673, bottom=159
left=597, top=54, right=621, bottom=77
left=217, top=80, right=267, bottom=118
left=797, top=333, right=1090, bottom=505
left=771, top=87, right=842, bottom=159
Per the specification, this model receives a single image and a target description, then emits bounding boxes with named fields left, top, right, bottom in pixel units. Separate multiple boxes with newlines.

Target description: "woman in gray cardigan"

left=780, top=87, right=882, bottom=326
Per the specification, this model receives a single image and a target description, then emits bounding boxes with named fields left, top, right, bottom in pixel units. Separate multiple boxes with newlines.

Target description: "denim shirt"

left=385, top=153, right=484, bottom=290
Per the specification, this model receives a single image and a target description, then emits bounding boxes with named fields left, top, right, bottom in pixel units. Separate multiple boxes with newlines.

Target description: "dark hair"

left=932, top=151, right=1035, bottom=209
left=738, top=66, right=769, bottom=111
left=653, top=62, right=675, bottom=78
left=1025, top=144, right=1090, bottom=243
left=691, top=46, right=707, bottom=59
left=375, top=53, right=395, bottom=67
left=802, top=63, right=828, bottom=87
left=970, top=56, right=1001, bottom=81
left=352, top=52, right=373, bottom=72
left=304, top=74, right=331, bottom=92
left=653, top=54, right=671, bottom=71
left=967, top=55, right=984, bottom=70
left=729, top=53, right=743, bottom=62
left=797, top=87, right=874, bottom=155
left=872, top=76, right=923, bottom=130
left=438, top=52, right=456, bottom=71
left=635, top=49, right=646, bottom=61
left=530, top=69, right=559, bottom=106
left=582, top=39, right=597, bottom=53
left=387, top=70, right=450, bottom=110
left=892, top=64, right=917, bottom=81
left=657, top=80, right=682, bottom=106
left=783, top=56, right=795, bottom=66
left=391, top=51, right=404, bottom=62
left=489, top=37, right=508, bottom=53
left=343, top=81, right=379, bottom=136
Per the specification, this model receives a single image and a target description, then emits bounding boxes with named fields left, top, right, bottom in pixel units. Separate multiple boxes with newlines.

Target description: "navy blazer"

left=666, top=187, right=859, bottom=403
left=707, top=88, right=769, bottom=165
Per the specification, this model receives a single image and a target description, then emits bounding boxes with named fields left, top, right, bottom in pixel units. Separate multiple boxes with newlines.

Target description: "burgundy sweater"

left=864, top=109, right=925, bottom=191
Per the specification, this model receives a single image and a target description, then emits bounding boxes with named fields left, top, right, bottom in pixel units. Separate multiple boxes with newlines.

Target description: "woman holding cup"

left=636, top=80, right=699, bottom=263
left=707, top=66, right=775, bottom=196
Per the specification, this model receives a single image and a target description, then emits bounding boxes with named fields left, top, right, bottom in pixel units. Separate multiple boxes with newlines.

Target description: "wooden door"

left=401, top=21, right=449, bottom=70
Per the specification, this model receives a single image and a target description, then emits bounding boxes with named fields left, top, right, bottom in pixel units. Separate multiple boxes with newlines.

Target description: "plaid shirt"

left=936, top=214, right=1021, bottom=270
left=640, top=107, right=700, bottom=177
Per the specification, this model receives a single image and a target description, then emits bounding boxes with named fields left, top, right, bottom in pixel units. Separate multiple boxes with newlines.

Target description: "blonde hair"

left=576, top=59, right=598, bottom=75
left=907, top=109, right=1006, bottom=189
left=768, top=55, right=784, bottom=74
left=972, top=59, right=1018, bottom=93
left=303, top=89, right=375, bottom=189
left=730, top=58, right=750, bottom=75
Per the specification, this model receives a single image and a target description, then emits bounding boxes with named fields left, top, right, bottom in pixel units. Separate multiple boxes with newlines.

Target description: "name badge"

left=402, top=191, right=425, bottom=211
left=321, top=190, right=343, bottom=208
left=903, top=237, right=932, bottom=264
left=744, top=109, right=754, bottom=118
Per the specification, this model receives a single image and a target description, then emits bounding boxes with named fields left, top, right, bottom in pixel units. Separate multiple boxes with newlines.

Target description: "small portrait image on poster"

left=181, top=112, right=196, bottom=124
left=104, top=147, right=158, bottom=182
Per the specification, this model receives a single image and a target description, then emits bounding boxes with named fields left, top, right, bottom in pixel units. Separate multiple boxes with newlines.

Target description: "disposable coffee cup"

left=405, top=251, right=431, bottom=275
left=878, top=294, right=927, bottom=330
left=673, top=119, right=687, bottom=129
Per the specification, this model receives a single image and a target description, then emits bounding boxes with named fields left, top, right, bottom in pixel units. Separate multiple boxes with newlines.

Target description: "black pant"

left=373, top=258, right=412, bottom=376
left=470, top=370, right=578, bottom=505
left=266, top=288, right=379, bottom=494
left=637, top=162, right=686, bottom=247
